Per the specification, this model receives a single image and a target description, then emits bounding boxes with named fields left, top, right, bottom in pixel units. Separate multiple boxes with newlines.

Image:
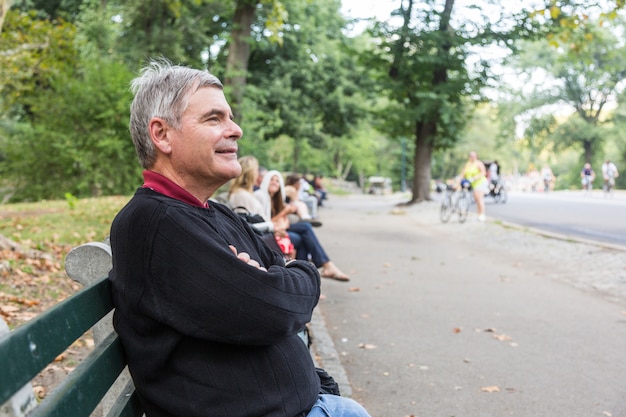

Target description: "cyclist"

left=601, top=159, right=619, bottom=195
left=580, top=163, right=596, bottom=194
left=460, top=151, right=488, bottom=221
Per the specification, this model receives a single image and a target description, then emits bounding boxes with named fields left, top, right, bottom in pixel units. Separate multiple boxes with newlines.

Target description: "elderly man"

left=107, top=59, right=370, bottom=417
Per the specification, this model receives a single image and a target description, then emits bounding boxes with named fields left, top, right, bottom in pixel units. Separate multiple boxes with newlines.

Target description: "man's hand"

left=229, top=245, right=267, bottom=272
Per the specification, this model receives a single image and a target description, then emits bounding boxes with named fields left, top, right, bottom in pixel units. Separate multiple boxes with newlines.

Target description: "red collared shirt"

left=141, top=170, right=209, bottom=208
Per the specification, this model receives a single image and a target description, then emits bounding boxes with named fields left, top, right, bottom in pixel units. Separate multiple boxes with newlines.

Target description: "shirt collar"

left=142, top=170, right=209, bottom=208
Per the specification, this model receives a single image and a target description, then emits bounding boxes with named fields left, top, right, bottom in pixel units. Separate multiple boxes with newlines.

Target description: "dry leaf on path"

left=481, top=386, right=500, bottom=393
left=357, top=343, right=377, bottom=349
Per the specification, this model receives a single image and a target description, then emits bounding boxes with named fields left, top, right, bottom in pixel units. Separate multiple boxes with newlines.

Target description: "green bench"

left=0, top=242, right=144, bottom=417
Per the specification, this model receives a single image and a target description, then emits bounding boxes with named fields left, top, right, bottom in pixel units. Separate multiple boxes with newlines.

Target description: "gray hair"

left=129, top=58, right=224, bottom=168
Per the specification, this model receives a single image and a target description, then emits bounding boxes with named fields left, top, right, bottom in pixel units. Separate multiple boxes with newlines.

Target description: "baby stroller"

left=484, top=161, right=508, bottom=204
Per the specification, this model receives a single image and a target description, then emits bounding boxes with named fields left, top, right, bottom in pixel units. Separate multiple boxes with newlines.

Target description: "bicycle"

left=582, top=175, right=594, bottom=194
left=439, top=182, right=470, bottom=223
left=603, top=177, right=615, bottom=198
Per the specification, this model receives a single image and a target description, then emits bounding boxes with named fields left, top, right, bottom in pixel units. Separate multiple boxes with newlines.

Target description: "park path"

left=311, top=193, right=626, bottom=417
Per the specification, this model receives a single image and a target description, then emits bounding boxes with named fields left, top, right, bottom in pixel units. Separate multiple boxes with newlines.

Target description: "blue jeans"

left=306, top=394, right=371, bottom=417
left=288, top=221, right=329, bottom=267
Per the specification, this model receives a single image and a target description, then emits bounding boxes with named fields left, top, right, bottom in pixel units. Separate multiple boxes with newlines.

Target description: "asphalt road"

left=312, top=193, right=626, bottom=417
left=483, top=189, right=626, bottom=247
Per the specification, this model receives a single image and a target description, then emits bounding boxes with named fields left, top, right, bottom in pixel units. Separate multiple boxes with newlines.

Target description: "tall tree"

left=369, top=0, right=488, bottom=203
left=513, top=18, right=626, bottom=164
left=244, top=0, right=367, bottom=174
left=223, top=0, right=288, bottom=120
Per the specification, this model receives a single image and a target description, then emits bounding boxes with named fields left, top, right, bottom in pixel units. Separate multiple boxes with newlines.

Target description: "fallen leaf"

left=348, top=287, right=360, bottom=292
left=484, top=328, right=496, bottom=333
left=0, top=305, right=19, bottom=314
left=603, top=411, right=612, bottom=416
left=358, top=343, right=377, bottom=349
left=481, top=386, right=500, bottom=393
left=32, top=385, right=46, bottom=399
left=493, top=333, right=512, bottom=342
left=453, top=327, right=462, bottom=333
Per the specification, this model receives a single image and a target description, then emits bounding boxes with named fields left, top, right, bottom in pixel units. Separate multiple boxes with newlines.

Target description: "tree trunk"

left=224, top=0, right=257, bottom=121
left=583, top=140, right=593, bottom=163
left=0, top=0, right=11, bottom=34
left=410, top=120, right=434, bottom=202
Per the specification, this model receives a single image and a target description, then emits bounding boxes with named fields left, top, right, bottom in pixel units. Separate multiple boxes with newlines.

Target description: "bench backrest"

left=0, top=277, right=143, bottom=417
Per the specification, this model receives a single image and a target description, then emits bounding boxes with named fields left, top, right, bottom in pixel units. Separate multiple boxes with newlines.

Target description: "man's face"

left=168, top=87, right=243, bottom=188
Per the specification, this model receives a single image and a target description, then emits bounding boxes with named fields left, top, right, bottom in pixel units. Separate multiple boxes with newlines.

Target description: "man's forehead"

left=188, top=87, right=232, bottom=113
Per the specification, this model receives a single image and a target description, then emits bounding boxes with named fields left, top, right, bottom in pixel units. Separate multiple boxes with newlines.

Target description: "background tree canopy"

left=0, top=0, right=625, bottom=203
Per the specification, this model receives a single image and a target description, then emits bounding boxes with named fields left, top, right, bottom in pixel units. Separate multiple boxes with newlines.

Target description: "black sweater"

left=108, top=188, right=321, bottom=417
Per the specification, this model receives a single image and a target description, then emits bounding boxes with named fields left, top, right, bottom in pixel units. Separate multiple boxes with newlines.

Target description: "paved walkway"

left=310, top=193, right=626, bottom=417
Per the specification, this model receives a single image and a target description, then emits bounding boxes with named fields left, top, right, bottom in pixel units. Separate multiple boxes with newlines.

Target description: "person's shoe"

left=302, top=218, right=322, bottom=227
left=478, top=214, right=486, bottom=222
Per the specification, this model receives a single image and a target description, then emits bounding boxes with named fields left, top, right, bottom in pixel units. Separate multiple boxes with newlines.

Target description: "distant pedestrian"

left=541, top=165, right=554, bottom=192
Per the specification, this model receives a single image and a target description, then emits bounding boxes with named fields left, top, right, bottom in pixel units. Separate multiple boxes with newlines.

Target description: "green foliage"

left=509, top=17, right=626, bottom=164
left=243, top=0, right=369, bottom=175
left=0, top=10, right=79, bottom=117
left=117, top=0, right=232, bottom=68
left=3, top=0, right=626, bottom=204
left=64, top=192, right=78, bottom=209
left=11, top=0, right=86, bottom=21
left=0, top=57, right=139, bottom=202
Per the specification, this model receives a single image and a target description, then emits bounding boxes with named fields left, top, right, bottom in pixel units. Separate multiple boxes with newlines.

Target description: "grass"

left=0, top=195, right=131, bottom=251
left=0, top=195, right=131, bottom=329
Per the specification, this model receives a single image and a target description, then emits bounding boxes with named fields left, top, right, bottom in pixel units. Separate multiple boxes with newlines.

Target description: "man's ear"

left=149, top=117, right=172, bottom=154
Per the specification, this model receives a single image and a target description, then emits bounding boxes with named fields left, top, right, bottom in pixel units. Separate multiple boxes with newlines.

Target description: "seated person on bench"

left=108, top=58, right=371, bottom=417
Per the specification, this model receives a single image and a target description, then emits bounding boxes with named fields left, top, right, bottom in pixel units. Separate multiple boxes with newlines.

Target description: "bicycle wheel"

left=440, top=194, right=453, bottom=223
left=457, top=192, right=469, bottom=223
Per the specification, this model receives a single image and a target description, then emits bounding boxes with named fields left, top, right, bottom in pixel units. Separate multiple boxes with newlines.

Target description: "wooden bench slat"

left=104, top=381, right=144, bottom=417
left=0, top=277, right=113, bottom=406
left=27, top=331, right=127, bottom=417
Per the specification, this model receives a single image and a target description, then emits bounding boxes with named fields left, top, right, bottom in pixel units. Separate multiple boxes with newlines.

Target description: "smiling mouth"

left=216, top=148, right=237, bottom=154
